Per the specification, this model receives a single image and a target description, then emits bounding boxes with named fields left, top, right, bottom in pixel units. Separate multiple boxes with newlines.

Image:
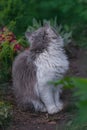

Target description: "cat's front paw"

left=56, top=101, right=63, bottom=111
left=47, top=105, right=59, bottom=114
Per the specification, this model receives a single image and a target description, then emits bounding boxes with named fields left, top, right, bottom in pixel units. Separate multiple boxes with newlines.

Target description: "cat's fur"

left=12, top=24, right=69, bottom=114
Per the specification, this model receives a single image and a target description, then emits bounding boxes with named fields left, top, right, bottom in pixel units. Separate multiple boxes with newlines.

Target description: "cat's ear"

left=25, top=32, right=32, bottom=39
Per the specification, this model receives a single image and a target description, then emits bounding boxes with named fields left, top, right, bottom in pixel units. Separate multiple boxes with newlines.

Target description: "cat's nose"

left=43, top=22, right=50, bottom=28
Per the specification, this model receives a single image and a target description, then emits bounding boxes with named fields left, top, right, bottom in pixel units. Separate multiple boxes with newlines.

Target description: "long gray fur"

left=12, top=24, right=69, bottom=114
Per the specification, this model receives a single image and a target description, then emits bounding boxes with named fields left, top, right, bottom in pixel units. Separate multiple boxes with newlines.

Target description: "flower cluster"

left=0, top=27, right=23, bottom=53
left=0, top=27, right=29, bottom=82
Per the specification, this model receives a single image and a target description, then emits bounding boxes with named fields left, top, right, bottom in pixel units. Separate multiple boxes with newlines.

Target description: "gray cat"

left=12, top=24, right=69, bottom=114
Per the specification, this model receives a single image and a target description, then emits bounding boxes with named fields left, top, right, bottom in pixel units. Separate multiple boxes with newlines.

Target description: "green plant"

left=0, top=101, right=12, bottom=129
left=0, top=41, right=13, bottom=82
left=27, top=18, right=72, bottom=45
left=71, top=78, right=87, bottom=124
left=0, top=0, right=87, bottom=48
left=51, top=77, right=87, bottom=129
left=0, top=27, right=28, bottom=83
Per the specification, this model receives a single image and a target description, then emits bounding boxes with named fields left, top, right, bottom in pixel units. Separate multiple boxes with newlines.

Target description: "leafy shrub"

left=52, top=77, right=87, bottom=129
left=0, top=101, right=12, bottom=129
left=0, top=27, right=28, bottom=83
left=0, top=0, right=87, bottom=47
left=27, top=18, right=72, bottom=45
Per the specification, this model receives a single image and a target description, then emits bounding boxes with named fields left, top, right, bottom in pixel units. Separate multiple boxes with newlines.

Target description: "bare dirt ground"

left=1, top=45, right=87, bottom=130
left=6, top=87, right=72, bottom=130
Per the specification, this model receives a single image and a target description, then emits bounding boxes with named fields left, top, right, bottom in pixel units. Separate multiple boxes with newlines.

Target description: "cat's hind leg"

left=54, top=86, right=63, bottom=111
left=32, top=100, right=47, bottom=112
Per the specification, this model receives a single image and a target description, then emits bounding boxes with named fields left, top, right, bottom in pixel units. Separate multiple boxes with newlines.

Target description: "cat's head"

left=25, top=23, right=63, bottom=53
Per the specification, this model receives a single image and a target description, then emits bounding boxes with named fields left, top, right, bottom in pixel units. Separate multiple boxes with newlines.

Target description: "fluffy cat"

left=12, top=24, right=69, bottom=114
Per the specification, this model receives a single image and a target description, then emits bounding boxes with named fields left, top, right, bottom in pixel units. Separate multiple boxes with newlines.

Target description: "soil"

left=1, top=44, right=87, bottom=130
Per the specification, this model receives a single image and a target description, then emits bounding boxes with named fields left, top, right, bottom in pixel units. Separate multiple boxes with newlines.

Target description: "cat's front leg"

left=38, top=85, right=59, bottom=114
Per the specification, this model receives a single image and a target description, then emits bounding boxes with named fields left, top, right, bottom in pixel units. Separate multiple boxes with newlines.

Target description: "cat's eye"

left=45, top=33, right=48, bottom=36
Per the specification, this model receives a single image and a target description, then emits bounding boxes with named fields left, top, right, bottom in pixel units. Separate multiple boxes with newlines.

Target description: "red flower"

left=8, top=32, right=14, bottom=36
left=14, top=44, right=21, bottom=52
left=0, top=34, right=2, bottom=37
left=0, top=37, right=3, bottom=41
left=5, top=35, right=14, bottom=42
